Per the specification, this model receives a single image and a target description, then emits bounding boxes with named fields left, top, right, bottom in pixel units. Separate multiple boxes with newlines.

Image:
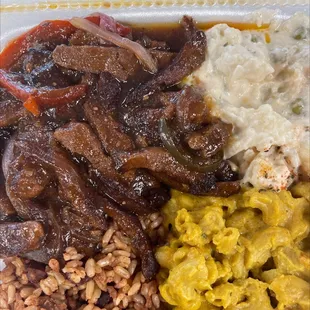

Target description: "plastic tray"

left=0, top=0, right=309, bottom=271
left=1, top=1, right=309, bottom=49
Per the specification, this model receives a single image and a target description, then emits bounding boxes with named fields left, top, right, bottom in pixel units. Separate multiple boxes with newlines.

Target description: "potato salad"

left=188, top=13, right=310, bottom=191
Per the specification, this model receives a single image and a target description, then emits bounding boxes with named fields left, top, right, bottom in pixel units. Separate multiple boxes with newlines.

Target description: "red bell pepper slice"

left=23, top=96, right=41, bottom=117
left=0, top=69, right=87, bottom=115
left=0, top=70, right=31, bottom=101
left=0, top=15, right=130, bottom=70
left=0, top=20, right=76, bottom=70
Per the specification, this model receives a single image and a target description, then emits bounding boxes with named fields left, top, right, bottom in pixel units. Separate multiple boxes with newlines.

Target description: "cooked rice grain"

left=0, top=213, right=164, bottom=310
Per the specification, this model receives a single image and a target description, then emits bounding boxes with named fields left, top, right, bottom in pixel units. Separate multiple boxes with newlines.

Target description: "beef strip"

left=38, top=296, right=66, bottom=310
left=84, top=100, right=135, bottom=154
left=175, top=86, right=209, bottom=132
left=124, top=16, right=206, bottom=104
left=54, top=122, right=157, bottom=215
left=23, top=203, right=65, bottom=264
left=7, top=160, right=51, bottom=200
left=0, top=185, right=16, bottom=221
left=60, top=206, right=102, bottom=256
left=113, top=147, right=217, bottom=195
left=10, top=47, right=51, bottom=74
left=124, top=105, right=175, bottom=147
left=94, top=72, right=121, bottom=114
left=83, top=100, right=170, bottom=208
left=0, top=88, right=27, bottom=128
left=186, top=120, right=233, bottom=156
left=25, top=260, right=47, bottom=284
left=215, top=160, right=239, bottom=182
left=30, top=61, right=73, bottom=88
left=10, top=47, right=74, bottom=89
left=136, top=35, right=170, bottom=51
left=13, top=123, right=107, bottom=228
left=0, top=221, right=44, bottom=257
left=54, top=123, right=158, bottom=279
left=122, top=91, right=177, bottom=147
left=69, top=29, right=102, bottom=46
left=103, top=200, right=159, bottom=281
left=130, top=170, right=170, bottom=208
left=5, top=154, right=49, bottom=220
left=54, top=122, right=120, bottom=181
left=203, top=181, right=240, bottom=197
left=54, top=150, right=107, bottom=230
left=1, top=122, right=108, bottom=262
left=52, top=46, right=175, bottom=82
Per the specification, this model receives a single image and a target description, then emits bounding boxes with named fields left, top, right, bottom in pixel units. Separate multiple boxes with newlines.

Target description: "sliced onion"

left=70, top=17, right=157, bottom=74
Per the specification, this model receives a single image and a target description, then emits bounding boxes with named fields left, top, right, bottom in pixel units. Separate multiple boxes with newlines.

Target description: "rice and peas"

left=0, top=213, right=164, bottom=310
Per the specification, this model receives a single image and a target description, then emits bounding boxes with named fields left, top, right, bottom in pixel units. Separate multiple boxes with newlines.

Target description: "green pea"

left=251, top=36, right=258, bottom=43
left=291, top=98, right=304, bottom=115
left=293, top=27, right=307, bottom=40
left=201, top=233, right=207, bottom=239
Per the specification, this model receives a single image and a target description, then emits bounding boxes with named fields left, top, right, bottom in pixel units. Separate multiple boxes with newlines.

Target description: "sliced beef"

left=103, top=200, right=159, bottom=281
left=29, top=61, right=73, bottom=88
left=0, top=186, right=16, bottom=221
left=186, top=121, right=232, bottom=156
left=7, top=160, right=51, bottom=199
left=54, top=150, right=107, bottom=230
left=54, top=121, right=120, bottom=181
left=71, top=106, right=170, bottom=208
left=60, top=206, right=102, bottom=256
left=136, top=35, right=170, bottom=51
left=0, top=88, right=27, bottom=128
left=10, top=47, right=51, bottom=74
left=175, top=86, right=209, bottom=132
left=125, top=105, right=175, bottom=147
left=23, top=203, right=65, bottom=263
left=53, top=46, right=138, bottom=81
left=94, top=72, right=121, bottom=113
left=113, top=147, right=217, bottom=195
left=38, top=296, right=67, bottom=310
left=25, top=260, right=47, bottom=284
left=215, top=160, right=239, bottom=182
left=54, top=122, right=156, bottom=215
left=125, top=16, right=206, bottom=104
left=5, top=155, right=49, bottom=219
left=0, top=221, right=44, bottom=257
left=2, top=123, right=107, bottom=262
left=204, top=181, right=240, bottom=197
left=52, top=45, right=175, bottom=82
left=10, top=47, right=73, bottom=89
left=13, top=123, right=55, bottom=166
left=12, top=123, right=107, bottom=229
left=122, top=92, right=176, bottom=147
left=69, top=29, right=102, bottom=46
left=150, top=50, right=176, bottom=69
left=84, top=100, right=135, bottom=154
left=131, top=170, right=170, bottom=209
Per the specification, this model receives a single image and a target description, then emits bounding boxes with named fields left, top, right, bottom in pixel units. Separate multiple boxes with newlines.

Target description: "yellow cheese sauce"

left=156, top=182, right=310, bottom=310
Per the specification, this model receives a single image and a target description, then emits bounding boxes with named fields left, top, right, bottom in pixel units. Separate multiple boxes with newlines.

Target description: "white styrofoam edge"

left=1, top=5, right=309, bottom=50
left=0, top=3, right=309, bottom=274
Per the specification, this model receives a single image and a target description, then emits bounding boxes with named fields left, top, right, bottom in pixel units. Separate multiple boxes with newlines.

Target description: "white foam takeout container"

left=0, top=0, right=309, bottom=271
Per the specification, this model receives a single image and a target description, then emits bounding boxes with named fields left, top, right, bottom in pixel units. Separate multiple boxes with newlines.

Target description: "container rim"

left=1, top=0, right=310, bottom=13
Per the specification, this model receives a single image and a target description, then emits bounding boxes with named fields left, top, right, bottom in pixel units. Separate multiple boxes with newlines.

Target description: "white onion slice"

left=70, top=17, right=158, bottom=74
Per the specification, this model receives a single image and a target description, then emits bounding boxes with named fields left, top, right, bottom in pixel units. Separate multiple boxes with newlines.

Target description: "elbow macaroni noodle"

left=156, top=182, right=310, bottom=310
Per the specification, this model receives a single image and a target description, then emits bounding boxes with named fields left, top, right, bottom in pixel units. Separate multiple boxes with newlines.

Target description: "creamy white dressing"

left=188, top=13, right=310, bottom=190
